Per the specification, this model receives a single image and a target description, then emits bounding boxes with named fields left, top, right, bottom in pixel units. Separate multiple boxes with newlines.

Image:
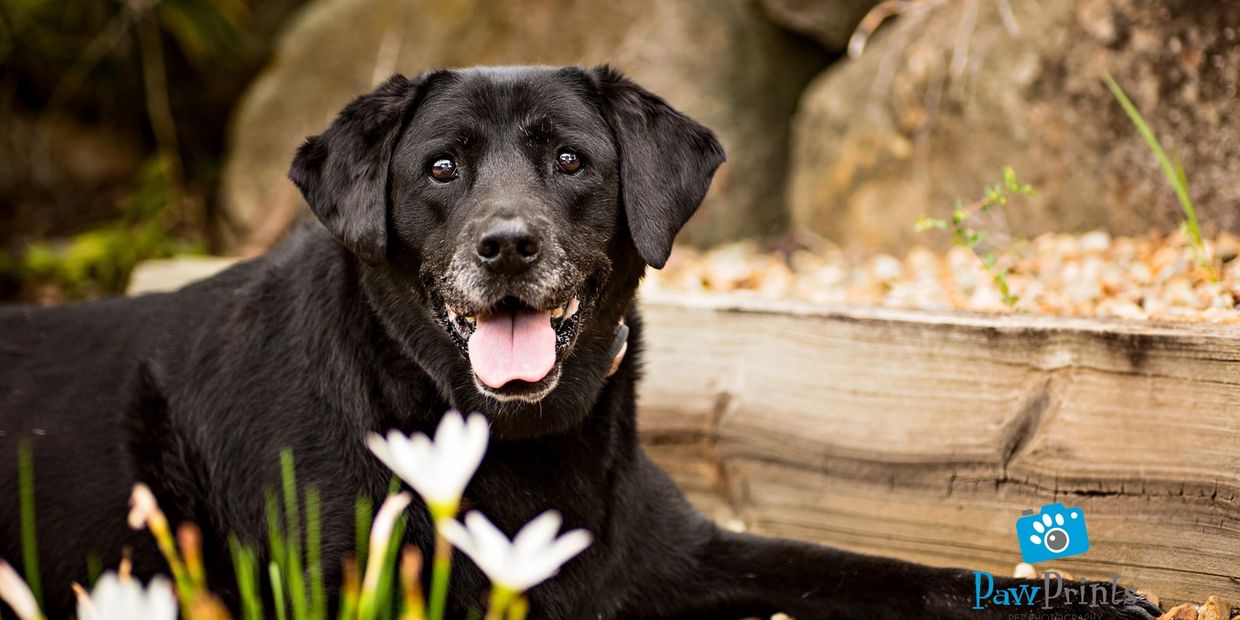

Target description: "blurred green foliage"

left=916, top=167, right=1036, bottom=307
left=1, top=0, right=302, bottom=301
left=5, top=155, right=204, bottom=298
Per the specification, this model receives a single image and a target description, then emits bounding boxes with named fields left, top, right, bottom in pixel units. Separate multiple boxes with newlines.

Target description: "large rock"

left=759, top=0, right=882, bottom=51
left=219, top=0, right=826, bottom=253
left=788, top=0, right=1240, bottom=253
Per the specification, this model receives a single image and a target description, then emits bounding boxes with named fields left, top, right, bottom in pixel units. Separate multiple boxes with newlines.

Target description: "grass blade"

left=355, top=495, right=373, bottom=572
left=280, top=449, right=308, bottom=620
left=1102, top=73, right=1203, bottom=249
left=17, top=440, right=42, bottom=609
left=266, top=490, right=286, bottom=574
left=229, top=536, right=264, bottom=620
left=269, top=561, right=288, bottom=620
left=307, top=487, right=325, bottom=620
left=85, top=553, right=102, bottom=587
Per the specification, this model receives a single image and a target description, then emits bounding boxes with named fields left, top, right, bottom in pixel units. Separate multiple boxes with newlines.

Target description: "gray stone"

left=787, top=0, right=1240, bottom=253
left=759, top=0, right=883, bottom=51
left=219, top=0, right=827, bottom=252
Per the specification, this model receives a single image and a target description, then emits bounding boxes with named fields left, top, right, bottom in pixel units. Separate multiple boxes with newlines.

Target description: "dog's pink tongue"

left=468, top=309, right=557, bottom=388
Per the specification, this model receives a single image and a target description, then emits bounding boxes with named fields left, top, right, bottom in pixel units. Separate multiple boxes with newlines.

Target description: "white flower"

left=75, top=572, right=176, bottom=620
left=361, top=492, right=412, bottom=596
left=127, top=483, right=161, bottom=530
left=0, top=560, right=41, bottom=620
left=366, top=410, right=489, bottom=518
left=439, top=510, right=592, bottom=593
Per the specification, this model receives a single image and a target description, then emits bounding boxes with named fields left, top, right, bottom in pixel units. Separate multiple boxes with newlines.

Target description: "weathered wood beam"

left=638, top=293, right=1240, bottom=607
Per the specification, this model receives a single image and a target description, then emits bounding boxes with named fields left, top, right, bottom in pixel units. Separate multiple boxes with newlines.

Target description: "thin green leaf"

left=270, top=562, right=288, bottom=620
left=355, top=495, right=374, bottom=574
left=18, top=439, right=42, bottom=609
left=1103, top=74, right=1203, bottom=252
left=281, top=449, right=307, bottom=620
left=307, top=487, right=325, bottom=620
left=230, top=536, right=264, bottom=620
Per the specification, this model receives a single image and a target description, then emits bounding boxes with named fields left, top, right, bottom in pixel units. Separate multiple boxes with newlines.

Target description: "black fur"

left=0, top=66, right=1156, bottom=619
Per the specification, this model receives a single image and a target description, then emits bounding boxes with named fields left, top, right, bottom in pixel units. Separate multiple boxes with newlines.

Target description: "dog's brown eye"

left=556, top=150, right=582, bottom=174
left=430, top=158, right=458, bottom=182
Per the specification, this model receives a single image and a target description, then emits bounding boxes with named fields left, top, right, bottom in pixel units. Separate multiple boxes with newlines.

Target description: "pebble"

left=647, top=231, right=1240, bottom=323
left=1198, top=596, right=1230, bottom=620
left=1160, top=604, right=1199, bottom=620
left=868, top=254, right=903, bottom=282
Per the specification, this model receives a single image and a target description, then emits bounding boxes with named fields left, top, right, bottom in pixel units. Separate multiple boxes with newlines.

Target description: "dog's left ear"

left=592, top=66, right=726, bottom=269
left=288, top=73, right=431, bottom=265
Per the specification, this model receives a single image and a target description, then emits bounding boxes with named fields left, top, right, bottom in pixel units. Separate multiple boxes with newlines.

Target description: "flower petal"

left=128, top=483, right=163, bottom=531
left=142, top=577, right=177, bottom=620
left=0, top=560, right=41, bottom=620
left=463, top=511, right=517, bottom=585
left=516, top=529, right=592, bottom=591
left=453, top=413, right=489, bottom=491
left=512, top=510, right=562, bottom=565
left=365, top=432, right=396, bottom=471
left=438, top=518, right=480, bottom=562
left=405, top=433, right=443, bottom=501
left=434, top=411, right=464, bottom=457
left=362, top=492, right=413, bottom=594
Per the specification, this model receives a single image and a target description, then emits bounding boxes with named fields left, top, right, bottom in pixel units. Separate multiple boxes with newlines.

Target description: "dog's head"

left=289, top=66, right=723, bottom=428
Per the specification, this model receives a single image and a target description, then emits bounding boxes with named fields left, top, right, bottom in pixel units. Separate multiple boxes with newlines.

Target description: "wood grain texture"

left=637, top=293, right=1240, bottom=606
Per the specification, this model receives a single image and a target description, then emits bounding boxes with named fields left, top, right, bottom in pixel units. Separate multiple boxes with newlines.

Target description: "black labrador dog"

left=1, top=66, right=1157, bottom=619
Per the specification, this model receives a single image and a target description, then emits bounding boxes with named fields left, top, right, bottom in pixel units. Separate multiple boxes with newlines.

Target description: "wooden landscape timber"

left=129, top=259, right=1240, bottom=606
left=638, top=293, right=1240, bottom=608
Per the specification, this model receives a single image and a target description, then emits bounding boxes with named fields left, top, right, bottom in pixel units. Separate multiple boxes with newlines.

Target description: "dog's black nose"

left=476, top=218, right=541, bottom=273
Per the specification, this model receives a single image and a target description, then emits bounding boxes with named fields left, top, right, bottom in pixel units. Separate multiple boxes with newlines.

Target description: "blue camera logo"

left=1016, top=503, right=1089, bottom=564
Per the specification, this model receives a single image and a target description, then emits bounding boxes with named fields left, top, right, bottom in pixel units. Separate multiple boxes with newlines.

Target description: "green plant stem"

left=1103, top=73, right=1212, bottom=275
left=355, top=495, right=373, bottom=572
left=230, top=537, right=263, bottom=620
left=270, top=562, right=288, bottom=620
left=1102, top=75, right=1198, bottom=237
left=18, top=440, right=42, bottom=609
left=281, top=449, right=307, bottom=620
left=504, top=595, right=528, bottom=620
left=85, top=553, right=103, bottom=586
left=428, top=534, right=452, bottom=620
left=483, top=587, right=515, bottom=620
left=307, top=488, right=324, bottom=620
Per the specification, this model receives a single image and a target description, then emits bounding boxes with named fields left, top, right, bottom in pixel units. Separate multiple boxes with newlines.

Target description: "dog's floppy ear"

left=592, top=66, right=726, bottom=269
left=289, top=73, right=431, bottom=264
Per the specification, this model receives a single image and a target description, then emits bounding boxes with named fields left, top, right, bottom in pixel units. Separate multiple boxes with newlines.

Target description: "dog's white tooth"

left=566, top=297, right=580, bottom=317
left=447, top=307, right=458, bottom=322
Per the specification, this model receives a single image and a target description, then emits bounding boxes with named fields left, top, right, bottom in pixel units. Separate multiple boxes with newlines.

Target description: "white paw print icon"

left=1027, top=509, right=1079, bottom=553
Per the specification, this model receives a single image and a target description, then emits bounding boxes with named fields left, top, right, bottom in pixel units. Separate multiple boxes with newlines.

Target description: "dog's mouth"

left=437, top=294, right=587, bottom=397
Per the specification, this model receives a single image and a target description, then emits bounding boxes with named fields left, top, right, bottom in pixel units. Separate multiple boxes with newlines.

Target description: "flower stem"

left=428, top=533, right=452, bottom=620
left=505, top=595, right=528, bottom=620
left=483, top=587, right=515, bottom=620
left=17, top=440, right=42, bottom=610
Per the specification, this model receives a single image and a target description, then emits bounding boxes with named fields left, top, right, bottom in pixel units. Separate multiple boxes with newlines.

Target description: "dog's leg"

left=652, top=529, right=1160, bottom=619
left=613, top=457, right=1158, bottom=620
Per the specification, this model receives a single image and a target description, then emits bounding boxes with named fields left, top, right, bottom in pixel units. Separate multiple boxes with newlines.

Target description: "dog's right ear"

left=288, top=73, right=433, bottom=264
left=591, top=65, right=725, bottom=269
